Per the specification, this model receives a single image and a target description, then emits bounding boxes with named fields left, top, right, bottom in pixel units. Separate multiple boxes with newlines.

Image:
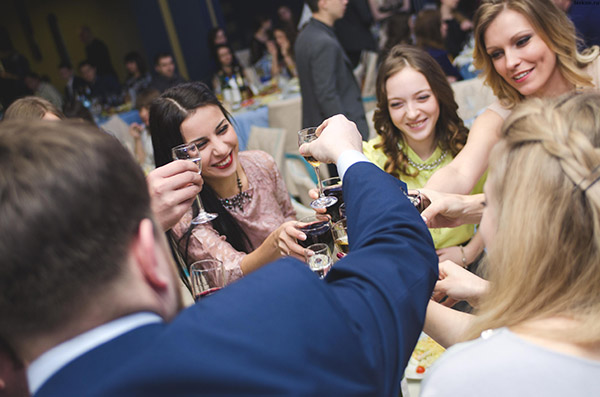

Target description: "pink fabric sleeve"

left=172, top=212, right=245, bottom=285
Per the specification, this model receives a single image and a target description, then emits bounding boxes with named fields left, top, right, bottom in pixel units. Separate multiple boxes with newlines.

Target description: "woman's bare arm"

left=425, top=109, right=504, bottom=194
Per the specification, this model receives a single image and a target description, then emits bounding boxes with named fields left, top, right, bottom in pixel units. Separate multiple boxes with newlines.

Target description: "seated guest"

left=128, top=88, right=160, bottom=173
left=123, top=51, right=152, bottom=107
left=78, top=59, right=122, bottom=107
left=149, top=52, right=187, bottom=93
left=3, top=96, right=64, bottom=120
left=23, top=72, right=63, bottom=110
left=415, top=9, right=463, bottom=82
left=150, top=82, right=302, bottom=283
left=57, top=62, right=86, bottom=105
left=0, top=115, right=437, bottom=396
left=421, top=92, right=600, bottom=396
left=272, top=23, right=297, bottom=79
left=211, top=45, right=253, bottom=100
left=438, top=0, right=473, bottom=58
left=363, top=45, right=483, bottom=266
left=277, top=5, right=298, bottom=41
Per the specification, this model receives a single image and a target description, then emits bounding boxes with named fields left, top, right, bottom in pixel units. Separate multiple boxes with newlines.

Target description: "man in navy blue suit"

left=0, top=116, right=437, bottom=396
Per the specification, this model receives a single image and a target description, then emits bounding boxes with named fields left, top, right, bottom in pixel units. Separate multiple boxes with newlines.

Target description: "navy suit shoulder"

left=35, top=162, right=437, bottom=396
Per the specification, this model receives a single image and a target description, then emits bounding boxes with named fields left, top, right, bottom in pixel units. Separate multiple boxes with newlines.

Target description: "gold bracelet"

left=459, top=246, right=467, bottom=268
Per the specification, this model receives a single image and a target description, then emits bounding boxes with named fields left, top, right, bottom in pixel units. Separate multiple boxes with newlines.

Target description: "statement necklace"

left=220, top=172, right=252, bottom=211
left=406, top=150, right=448, bottom=171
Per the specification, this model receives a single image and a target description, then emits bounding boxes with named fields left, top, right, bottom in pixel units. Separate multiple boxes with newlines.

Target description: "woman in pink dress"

left=150, top=82, right=306, bottom=284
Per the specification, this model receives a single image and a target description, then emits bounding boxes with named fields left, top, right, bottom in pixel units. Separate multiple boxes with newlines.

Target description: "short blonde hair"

left=468, top=92, right=600, bottom=345
left=473, top=0, right=599, bottom=108
left=3, top=96, right=64, bottom=120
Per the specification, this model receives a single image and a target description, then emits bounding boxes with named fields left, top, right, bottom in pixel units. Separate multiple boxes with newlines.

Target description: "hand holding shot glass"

left=171, top=142, right=218, bottom=224
left=298, top=127, right=338, bottom=210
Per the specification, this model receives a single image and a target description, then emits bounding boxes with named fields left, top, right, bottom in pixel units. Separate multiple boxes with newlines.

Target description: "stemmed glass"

left=171, top=142, right=218, bottom=224
left=298, top=127, right=338, bottom=209
left=304, top=243, right=333, bottom=278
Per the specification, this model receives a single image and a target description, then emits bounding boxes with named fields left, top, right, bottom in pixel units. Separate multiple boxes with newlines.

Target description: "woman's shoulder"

left=422, top=327, right=600, bottom=396
left=486, top=100, right=512, bottom=121
left=240, top=150, right=278, bottom=178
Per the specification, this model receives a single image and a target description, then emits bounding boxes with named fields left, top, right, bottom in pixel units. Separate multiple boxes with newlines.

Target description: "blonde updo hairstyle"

left=468, top=92, right=600, bottom=345
left=473, top=0, right=599, bottom=109
left=373, top=45, right=468, bottom=178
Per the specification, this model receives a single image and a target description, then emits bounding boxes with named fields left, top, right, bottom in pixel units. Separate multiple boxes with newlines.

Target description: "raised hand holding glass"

left=171, top=142, right=218, bottom=224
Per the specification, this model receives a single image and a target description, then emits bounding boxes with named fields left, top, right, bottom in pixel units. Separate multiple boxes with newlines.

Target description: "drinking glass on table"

left=296, top=214, right=335, bottom=254
left=332, top=218, right=349, bottom=255
left=298, top=127, right=338, bottom=209
left=171, top=142, right=218, bottom=224
left=190, top=259, right=226, bottom=301
left=305, top=243, right=333, bottom=278
left=321, top=176, right=344, bottom=223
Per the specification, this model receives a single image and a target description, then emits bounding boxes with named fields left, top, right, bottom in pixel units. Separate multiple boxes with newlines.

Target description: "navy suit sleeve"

left=327, top=162, right=438, bottom=394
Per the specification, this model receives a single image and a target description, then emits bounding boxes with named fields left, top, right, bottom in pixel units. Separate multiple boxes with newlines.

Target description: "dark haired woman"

left=150, top=82, right=305, bottom=283
left=364, top=45, right=484, bottom=267
left=123, top=51, right=151, bottom=106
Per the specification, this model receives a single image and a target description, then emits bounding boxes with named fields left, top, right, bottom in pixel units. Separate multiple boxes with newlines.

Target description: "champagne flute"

left=171, top=142, right=218, bottom=224
left=304, top=243, right=333, bottom=278
left=297, top=127, right=338, bottom=209
left=190, top=259, right=226, bottom=301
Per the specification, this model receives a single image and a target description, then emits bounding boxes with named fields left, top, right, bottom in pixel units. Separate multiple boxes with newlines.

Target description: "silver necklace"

left=220, top=172, right=252, bottom=211
left=406, top=150, right=448, bottom=171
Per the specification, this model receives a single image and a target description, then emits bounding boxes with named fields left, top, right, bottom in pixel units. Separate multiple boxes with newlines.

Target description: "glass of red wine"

left=305, top=243, right=333, bottom=278
left=321, top=176, right=344, bottom=223
left=190, top=259, right=226, bottom=301
left=296, top=214, right=335, bottom=254
left=297, top=127, right=338, bottom=209
left=171, top=142, right=218, bottom=224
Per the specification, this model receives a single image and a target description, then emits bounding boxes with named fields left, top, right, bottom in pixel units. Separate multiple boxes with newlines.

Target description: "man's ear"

left=131, top=219, right=169, bottom=290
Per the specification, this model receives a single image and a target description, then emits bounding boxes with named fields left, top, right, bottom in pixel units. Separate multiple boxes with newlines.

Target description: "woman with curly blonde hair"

left=364, top=45, right=484, bottom=264
left=422, top=91, right=600, bottom=396
left=425, top=0, right=600, bottom=195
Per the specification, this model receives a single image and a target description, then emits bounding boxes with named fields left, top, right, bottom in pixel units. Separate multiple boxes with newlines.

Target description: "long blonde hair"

left=473, top=0, right=599, bottom=108
left=468, top=92, right=600, bottom=345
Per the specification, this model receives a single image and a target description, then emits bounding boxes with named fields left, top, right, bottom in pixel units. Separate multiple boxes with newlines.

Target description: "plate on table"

left=404, top=333, right=445, bottom=380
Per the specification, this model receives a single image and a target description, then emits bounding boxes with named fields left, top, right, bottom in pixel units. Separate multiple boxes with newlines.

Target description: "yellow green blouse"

left=363, top=136, right=485, bottom=249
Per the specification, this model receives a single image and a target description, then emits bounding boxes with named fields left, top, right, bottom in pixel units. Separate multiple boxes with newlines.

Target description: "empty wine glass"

left=304, top=243, right=333, bottom=278
left=172, top=142, right=218, bottom=224
left=297, top=127, right=338, bottom=209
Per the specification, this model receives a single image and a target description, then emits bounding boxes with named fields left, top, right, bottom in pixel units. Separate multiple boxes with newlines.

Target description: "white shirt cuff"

left=336, top=150, right=370, bottom=181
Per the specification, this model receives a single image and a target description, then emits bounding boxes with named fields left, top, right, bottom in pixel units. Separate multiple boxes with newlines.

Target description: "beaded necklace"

left=406, top=150, right=448, bottom=171
left=220, top=172, right=252, bottom=211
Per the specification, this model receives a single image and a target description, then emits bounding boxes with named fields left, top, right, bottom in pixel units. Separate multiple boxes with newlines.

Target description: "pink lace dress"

left=171, top=150, right=296, bottom=284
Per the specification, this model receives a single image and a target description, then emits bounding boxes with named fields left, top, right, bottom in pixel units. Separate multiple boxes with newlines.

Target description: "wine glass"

left=190, top=259, right=226, bottom=301
left=297, top=127, right=338, bottom=209
left=338, top=203, right=346, bottom=220
left=332, top=218, right=349, bottom=255
left=171, top=142, right=218, bottom=224
left=304, top=243, right=333, bottom=278
left=321, top=176, right=344, bottom=223
left=295, top=214, right=335, bottom=254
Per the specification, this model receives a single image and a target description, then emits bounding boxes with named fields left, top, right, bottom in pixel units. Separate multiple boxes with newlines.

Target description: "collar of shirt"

left=27, top=312, right=162, bottom=394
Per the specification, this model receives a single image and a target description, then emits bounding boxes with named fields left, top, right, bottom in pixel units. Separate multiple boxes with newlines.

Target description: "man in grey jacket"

left=295, top=0, right=369, bottom=141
